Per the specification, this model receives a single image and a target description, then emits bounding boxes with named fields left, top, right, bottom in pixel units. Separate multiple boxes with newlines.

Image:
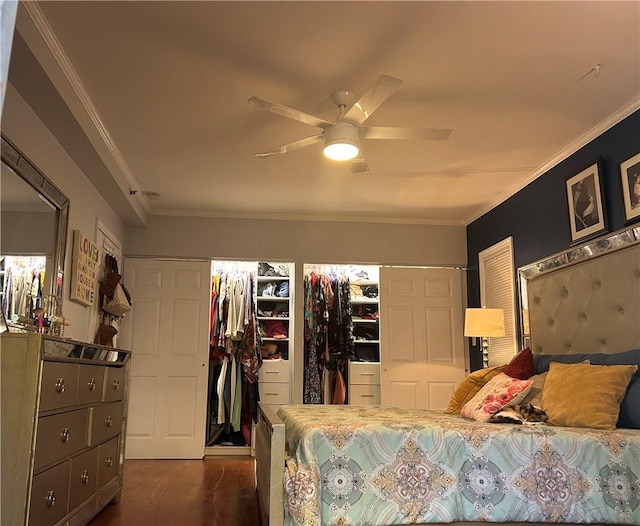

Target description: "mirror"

left=1, top=134, right=69, bottom=330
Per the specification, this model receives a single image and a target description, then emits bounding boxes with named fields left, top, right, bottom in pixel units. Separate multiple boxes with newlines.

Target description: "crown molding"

left=465, top=97, right=640, bottom=225
left=18, top=2, right=149, bottom=221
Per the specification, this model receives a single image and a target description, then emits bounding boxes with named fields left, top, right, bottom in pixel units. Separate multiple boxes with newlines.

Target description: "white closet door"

left=379, top=267, right=466, bottom=410
left=119, top=258, right=211, bottom=459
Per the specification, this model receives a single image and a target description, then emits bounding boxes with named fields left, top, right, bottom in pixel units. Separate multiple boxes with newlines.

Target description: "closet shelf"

left=350, top=279, right=377, bottom=286
left=257, top=276, right=289, bottom=282
left=354, top=339, right=380, bottom=344
left=257, top=316, right=290, bottom=321
left=352, top=318, right=378, bottom=323
left=256, top=296, right=289, bottom=301
left=351, top=297, right=379, bottom=304
left=261, top=337, right=289, bottom=342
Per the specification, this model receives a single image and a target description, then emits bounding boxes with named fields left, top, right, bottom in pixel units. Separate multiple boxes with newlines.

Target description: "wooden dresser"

left=1, top=333, right=130, bottom=526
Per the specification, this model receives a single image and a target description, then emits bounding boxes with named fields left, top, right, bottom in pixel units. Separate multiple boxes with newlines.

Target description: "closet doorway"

left=120, top=258, right=211, bottom=459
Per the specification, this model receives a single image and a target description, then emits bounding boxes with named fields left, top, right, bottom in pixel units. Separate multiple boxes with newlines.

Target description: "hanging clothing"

left=303, top=271, right=354, bottom=404
left=207, top=266, right=261, bottom=446
left=2, top=257, right=46, bottom=321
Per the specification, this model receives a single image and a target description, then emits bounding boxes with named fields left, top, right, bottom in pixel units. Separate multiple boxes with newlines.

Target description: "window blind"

left=479, top=237, right=517, bottom=367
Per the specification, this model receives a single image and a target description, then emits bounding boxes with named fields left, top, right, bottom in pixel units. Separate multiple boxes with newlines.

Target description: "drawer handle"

left=265, top=392, right=279, bottom=396
left=55, top=378, right=65, bottom=393
left=360, top=373, right=375, bottom=376
left=105, top=415, right=113, bottom=427
left=60, top=428, right=70, bottom=442
left=45, top=491, right=56, bottom=507
left=361, top=394, right=375, bottom=398
left=265, top=371, right=279, bottom=374
left=88, top=378, right=96, bottom=391
left=105, top=456, right=113, bottom=467
left=81, top=470, right=90, bottom=484
left=112, top=379, right=120, bottom=390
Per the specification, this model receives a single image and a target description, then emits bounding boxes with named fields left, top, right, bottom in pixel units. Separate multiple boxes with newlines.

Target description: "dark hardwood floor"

left=88, top=456, right=262, bottom=526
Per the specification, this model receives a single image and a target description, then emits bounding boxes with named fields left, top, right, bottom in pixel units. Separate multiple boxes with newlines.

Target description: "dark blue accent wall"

left=466, top=110, right=640, bottom=371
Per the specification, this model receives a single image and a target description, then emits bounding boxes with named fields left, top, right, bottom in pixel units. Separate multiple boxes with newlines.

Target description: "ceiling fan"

left=247, top=74, right=452, bottom=173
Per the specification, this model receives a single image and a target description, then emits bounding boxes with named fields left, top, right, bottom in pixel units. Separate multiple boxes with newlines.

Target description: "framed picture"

left=566, top=159, right=607, bottom=244
left=619, top=152, right=640, bottom=223
left=70, top=230, right=100, bottom=306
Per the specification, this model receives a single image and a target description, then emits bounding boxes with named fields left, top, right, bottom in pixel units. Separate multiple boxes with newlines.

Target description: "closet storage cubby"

left=257, top=262, right=292, bottom=411
left=348, top=271, right=381, bottom=405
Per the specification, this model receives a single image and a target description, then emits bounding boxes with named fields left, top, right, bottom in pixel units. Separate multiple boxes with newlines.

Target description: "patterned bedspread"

left=277, top=405, right=640, bottom=526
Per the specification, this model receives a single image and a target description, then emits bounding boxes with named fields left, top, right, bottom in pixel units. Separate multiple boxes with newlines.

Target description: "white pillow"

left=460, top=373, right=533, bottom=422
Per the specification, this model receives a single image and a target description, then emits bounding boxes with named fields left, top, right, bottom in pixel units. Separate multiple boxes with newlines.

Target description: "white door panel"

left=119, top=259, right=210, bottom=459
left=380, top=267, right=466, bottom=410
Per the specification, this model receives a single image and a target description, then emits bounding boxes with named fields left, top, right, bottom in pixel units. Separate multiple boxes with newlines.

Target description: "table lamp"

left=464, top=307, right=505, bottom=368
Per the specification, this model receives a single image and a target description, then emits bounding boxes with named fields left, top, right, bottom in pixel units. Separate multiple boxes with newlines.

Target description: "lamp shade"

left=323, top=122, right=359, bottom=161
left=464, top=308, right=505, bottom=337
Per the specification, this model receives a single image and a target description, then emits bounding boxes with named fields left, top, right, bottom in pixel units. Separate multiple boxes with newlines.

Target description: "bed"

left=255, top=227, right=640, bottom=526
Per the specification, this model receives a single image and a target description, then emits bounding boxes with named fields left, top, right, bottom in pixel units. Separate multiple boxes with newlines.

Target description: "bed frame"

left=255, top=402, right=285, bottom=526
left=256, top=226, right=640, bottom=526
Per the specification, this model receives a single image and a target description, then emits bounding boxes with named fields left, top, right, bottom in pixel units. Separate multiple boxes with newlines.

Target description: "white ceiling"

left=10, top=1, right=640, bottom=226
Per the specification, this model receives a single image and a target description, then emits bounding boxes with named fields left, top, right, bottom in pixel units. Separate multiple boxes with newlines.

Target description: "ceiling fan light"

left=323, top=122, right=360, bottom=161
left=324, top=140, right=359, bottom=161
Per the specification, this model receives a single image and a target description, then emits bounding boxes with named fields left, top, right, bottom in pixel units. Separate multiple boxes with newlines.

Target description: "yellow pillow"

left=542, top=361, right=638, bottom=430
left=445, top=365, right=507, bottom=414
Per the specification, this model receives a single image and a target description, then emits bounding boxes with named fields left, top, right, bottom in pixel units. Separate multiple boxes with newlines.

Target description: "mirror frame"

left=1, top=134, right=70, bottom=300
left=517, top=225, right=640, bottom=349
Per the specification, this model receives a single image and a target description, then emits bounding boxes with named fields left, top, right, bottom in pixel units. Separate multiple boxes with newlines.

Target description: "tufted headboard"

left=518, top=227, right=640, bottom=356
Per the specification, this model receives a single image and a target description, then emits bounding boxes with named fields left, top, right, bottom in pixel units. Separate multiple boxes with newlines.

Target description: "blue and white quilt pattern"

left=277, top=405, right=640, bottom=526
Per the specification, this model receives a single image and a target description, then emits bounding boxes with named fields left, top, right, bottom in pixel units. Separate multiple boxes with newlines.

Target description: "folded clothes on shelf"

left=258, top=262, right=289, bottom=277
left=353, top=325, right=378, bottom=340
left=353, top=304, right=379, bottom=319
left=362, top=285, right=378, bottom=298
left=275, top=281, right=289, bottom=297
left=264, top=320, right=288, bottom=339
left=260, top=282, right=277, bottom=296
left=260, top=342, right=279, bottom=357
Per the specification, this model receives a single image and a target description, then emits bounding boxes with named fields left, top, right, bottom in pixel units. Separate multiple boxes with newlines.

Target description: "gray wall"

left=124, top=215, right=467, bottom=267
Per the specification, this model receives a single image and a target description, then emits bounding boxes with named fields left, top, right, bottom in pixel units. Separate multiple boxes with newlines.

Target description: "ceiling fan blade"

left=254, top=133, right=323, bottom=157
left=343, top=74, right=403, bottom=125
left=361, top=126, right=452, bottom=141
left=247, top=96, right=332, bottom=129
left=350, top=153, right=369, bottom=173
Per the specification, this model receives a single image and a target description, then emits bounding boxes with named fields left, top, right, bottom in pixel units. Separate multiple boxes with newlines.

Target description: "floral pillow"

left=460, top=373, right=533, bottom=422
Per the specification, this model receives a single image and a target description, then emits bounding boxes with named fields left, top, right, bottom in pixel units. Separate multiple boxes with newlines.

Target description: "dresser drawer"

left=40, top=362, right=79, bottom=411
left=97, top=437, right=120, bottom=489
left=104, top=366, right=126, bottom=402
left=89, top=402, right=123, bottom=446
left=77, top=364, right=105, bottom=405
left=258, top=359, right=290, bottom=383
left=349, top=361, right=380, bottom=385
left=349, top=384, right=381, bottom=405
left=29, top=460, right=71, bottom=526
left=34, top=409, right=88, bottom=470
left=258, top=382, right=290, bottom=405
left=68, top=446, right=99, bottom=510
